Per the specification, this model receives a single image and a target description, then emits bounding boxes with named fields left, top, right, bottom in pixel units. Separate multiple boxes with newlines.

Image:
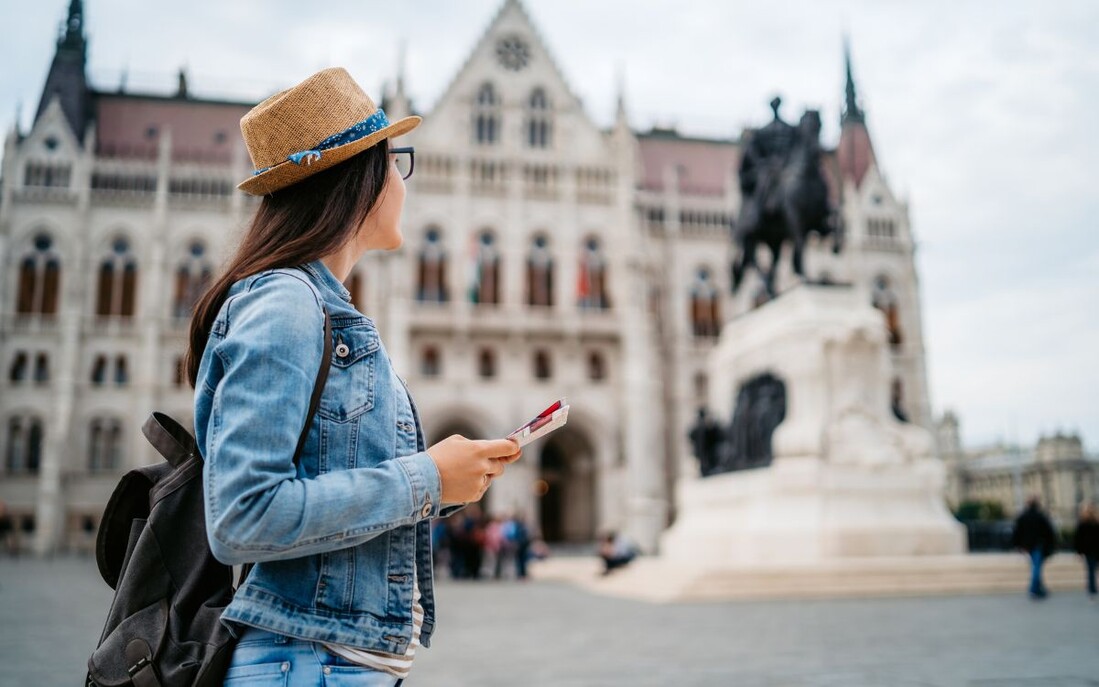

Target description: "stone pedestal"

left=661, top=285, right=965, bottom=565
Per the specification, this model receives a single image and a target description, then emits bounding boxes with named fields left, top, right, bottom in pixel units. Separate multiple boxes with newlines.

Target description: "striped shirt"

left=320, top=564, right=423, bottom=679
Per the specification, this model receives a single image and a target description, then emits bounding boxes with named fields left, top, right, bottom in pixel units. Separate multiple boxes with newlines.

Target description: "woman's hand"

left=427, top=435, right=522, bottom=504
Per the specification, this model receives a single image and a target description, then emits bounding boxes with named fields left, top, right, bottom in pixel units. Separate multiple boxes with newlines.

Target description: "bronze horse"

left=731, top=100, right=843, bottom=299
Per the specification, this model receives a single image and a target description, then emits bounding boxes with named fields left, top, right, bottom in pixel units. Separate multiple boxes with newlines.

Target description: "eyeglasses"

left=390, top=146, right=415, bottom=180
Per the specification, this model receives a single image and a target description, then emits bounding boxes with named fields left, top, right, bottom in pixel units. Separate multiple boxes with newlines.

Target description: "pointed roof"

left=35, top=0, right=91, bottom=141
left=614, top=65, right=629, bottom=129
left=421, top=0, right=592, bottom=138
left=841, top=36, right=865, bottom=126
left=837, top=37, right=875, bottom=188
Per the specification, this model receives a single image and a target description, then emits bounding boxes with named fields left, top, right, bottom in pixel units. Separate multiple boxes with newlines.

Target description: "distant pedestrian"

left=0, top=501, right=16, bottom=557
left=598, top=531, right=638, bottom=576
left=482, top=516, right=505, bottom=579
left=1072, top=502, right=1099, bottom=600
left=1010, top=496, right=1058, bottom=600
left=503, top=514, right=532, bottom=580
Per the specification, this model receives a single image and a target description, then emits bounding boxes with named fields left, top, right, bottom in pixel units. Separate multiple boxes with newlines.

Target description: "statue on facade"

left=726, top=372, right=786, bottom=471
left=688, top=407, right=726, bottom=477
left=731, top=97, right=843, bottom=300
left=688, top=373, right=787, bottom=477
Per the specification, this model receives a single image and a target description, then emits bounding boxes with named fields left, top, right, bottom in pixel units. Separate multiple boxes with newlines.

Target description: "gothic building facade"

left=0, top=0, right=933, bottom=554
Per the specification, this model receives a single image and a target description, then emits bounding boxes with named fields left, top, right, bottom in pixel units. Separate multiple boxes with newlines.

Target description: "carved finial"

left=396, top=39, right=407, bottom=97
left=614, top=63, right=629, bottom=128
left=769, top=96, right=782, bottom=119
left=177, top=67, right=189, bottom=99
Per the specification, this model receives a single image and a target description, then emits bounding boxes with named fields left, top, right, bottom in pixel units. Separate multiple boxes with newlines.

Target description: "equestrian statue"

left=730, top=96, right=844, bottom=300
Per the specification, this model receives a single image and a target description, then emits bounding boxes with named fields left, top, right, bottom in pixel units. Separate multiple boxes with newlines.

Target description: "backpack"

left=85, top=306, right=331, bottom=687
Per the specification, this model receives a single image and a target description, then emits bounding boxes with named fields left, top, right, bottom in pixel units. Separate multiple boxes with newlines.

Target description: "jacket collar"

left=300, top=258, right=352, bottom=304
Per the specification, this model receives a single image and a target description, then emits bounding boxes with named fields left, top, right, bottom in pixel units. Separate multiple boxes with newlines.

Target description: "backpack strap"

left=142, top=413, right=198, bottom=469
left=293, top=306, right=332, bottom=467
left=237, top=305, right=331, bottom=588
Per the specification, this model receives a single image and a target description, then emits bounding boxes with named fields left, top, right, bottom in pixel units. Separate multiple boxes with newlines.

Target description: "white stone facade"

left=0, top=0, right=933, bottom=554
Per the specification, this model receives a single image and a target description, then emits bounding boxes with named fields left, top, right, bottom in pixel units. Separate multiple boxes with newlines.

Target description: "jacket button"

left=421, top=502, right=433, bottom=518
left=335, top=343, right=350, bottom=357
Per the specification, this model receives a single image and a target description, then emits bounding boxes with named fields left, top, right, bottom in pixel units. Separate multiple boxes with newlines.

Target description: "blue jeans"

left=1086, top=555, right=1097, bottom=596
left=1028, top=549, right=1048, bottom=597
left=223, top=626, right=404, bottom=686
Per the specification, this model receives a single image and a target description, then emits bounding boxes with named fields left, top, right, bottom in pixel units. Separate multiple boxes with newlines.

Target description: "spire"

left=34, top=0, right=90, bottom=141
left=177, top=67, right=189, bottom=98
left=842, top=35, right=865, bottom=126
left=614, top=63, right=629, bottom=130
left=396, top=39, right=407, bottom=99
left=382, top=40, right=412, bottom=119
left=60, top=0, right=87, bottom=54
left=837, top=35, right=875, bottom=188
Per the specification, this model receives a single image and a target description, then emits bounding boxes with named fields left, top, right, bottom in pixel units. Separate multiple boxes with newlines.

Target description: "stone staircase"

left=529, top=553, right=1090, bottom=603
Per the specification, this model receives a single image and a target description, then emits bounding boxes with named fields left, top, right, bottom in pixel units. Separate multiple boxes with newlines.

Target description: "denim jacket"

left=193, top=258, right=462, bottom=654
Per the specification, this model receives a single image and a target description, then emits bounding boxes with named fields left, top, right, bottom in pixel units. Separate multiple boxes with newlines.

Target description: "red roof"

left=93, top=93, right=253, bottom=164
left=837, top=121, right=875, bottom=188
left=639, top=129, right=843, bottom=205
left=637, top=131, right=740, bottom=197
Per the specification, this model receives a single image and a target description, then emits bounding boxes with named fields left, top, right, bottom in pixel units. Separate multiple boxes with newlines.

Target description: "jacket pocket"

left=318, top=323, right=379, bottom=423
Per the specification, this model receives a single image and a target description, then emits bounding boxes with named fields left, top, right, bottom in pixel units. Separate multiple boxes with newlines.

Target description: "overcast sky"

left=3, top=0, right=1097, bottom=452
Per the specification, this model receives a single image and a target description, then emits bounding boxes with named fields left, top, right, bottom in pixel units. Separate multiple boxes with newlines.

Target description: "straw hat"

left=237, top=67, right=421, bottom=195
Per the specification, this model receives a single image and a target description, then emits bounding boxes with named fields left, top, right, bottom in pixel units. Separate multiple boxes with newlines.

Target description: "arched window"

left=16, top=232, right=61, bottom=315
left=871, top=275, right=903, bottom=348
left=173, top=240, right=212, bottom=319
left=533, top=349, right=552, bottom=381
left=89, top=418, right=122, bottom=472
left=470, top=231, right=501, bottom=305
left=417, top=227, right=448, bottom=302
left=9, top=352, right=28, bottom=383
left=577, top=237, right=610, bottom=310
left=478, top=348, right=496, bottom=379
left=526, top=88, right=552, bottom=148
left=474, top=83, right=500, bottom=145
left=690, top=266, right=721, bottom=338
left=421, top=346, right=441, bottom=378
left=96, top=236, right=138, bottom=317
left=526, top=234, right=554, bottom=307
left=91, top=355, right=108, bottom=386
left=115, top=355, right=129, bottom=386
left=587, top=351, right=605, bottom=382
left=33, top=353, right=49, bottom=384
left=4, top=415, right=43, bottom=475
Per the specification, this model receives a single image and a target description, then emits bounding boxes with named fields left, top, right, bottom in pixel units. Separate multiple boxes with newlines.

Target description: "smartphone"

left=506, top=398, right=570, bottom=447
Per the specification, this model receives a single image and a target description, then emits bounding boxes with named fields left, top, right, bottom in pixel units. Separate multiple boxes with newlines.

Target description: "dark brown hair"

left=183, top=141, right=390, bottom=389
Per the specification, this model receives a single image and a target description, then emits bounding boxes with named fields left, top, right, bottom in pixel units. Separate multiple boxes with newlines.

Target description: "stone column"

left=33, top=123, right=96, bottom=554
left=620, top=175, right=666, bottom=553
left=503, top=157, right=524, bottom=317
left=34, top=306, right=80, bottom=555
left=133, top=128, right=171, bottom=463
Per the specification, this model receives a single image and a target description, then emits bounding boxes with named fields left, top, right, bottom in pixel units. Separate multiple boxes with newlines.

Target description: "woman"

left=186, top=67, right=521, bottom=685
left=1074, top=502, right=1099, bottom=599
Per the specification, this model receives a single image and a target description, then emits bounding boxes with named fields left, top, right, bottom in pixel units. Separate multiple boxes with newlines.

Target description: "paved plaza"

left=1, top=556, right=1096, bottom=686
